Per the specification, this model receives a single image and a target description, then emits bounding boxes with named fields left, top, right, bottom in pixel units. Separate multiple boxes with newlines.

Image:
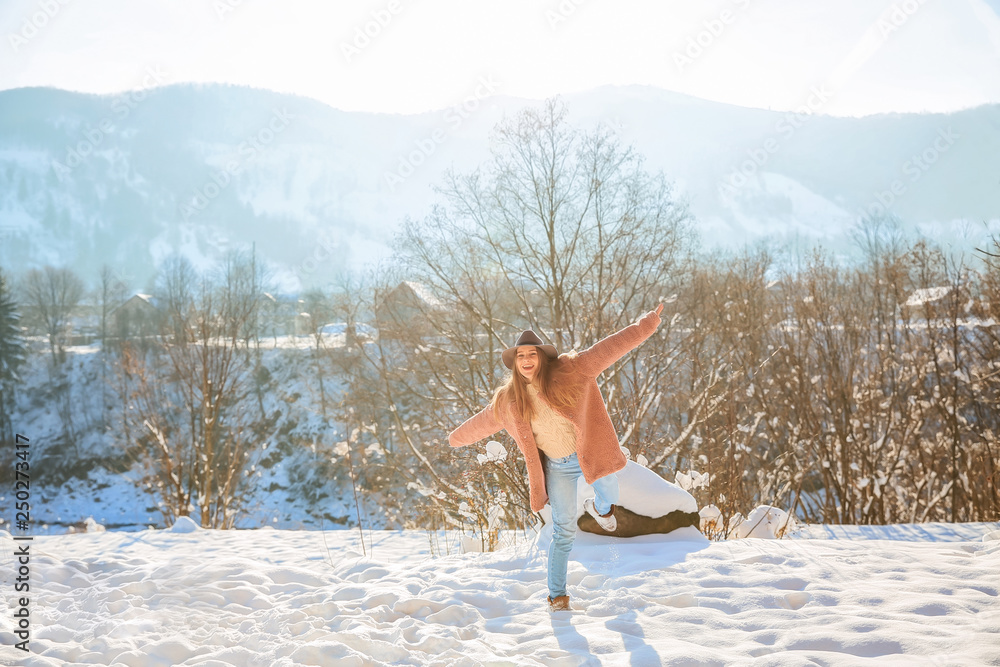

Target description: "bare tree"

left=98, top=265, right=131, bottom=351
left=157, top=253, right=197, bottom=344
left=96, top=265, right=132, bottom=432
left=300, top=288, right=335, bottom=418
left=343, top=99, right=708, bottom=541
left=117, top=256, right=262, bottom=529
left=970, top=232, right=1000, bottom=520
left=676, top=231, right=1000, bottom=528
left=21, top=266, right=84, bottom=364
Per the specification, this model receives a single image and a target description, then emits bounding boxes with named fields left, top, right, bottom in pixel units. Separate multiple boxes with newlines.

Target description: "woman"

left=448, top=305, right=663, bottom=610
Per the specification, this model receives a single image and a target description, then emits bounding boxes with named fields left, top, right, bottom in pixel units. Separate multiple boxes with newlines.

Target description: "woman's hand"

left=650, top=303, right=663, bottom=328
left=636, top=304, right=662, bottom=336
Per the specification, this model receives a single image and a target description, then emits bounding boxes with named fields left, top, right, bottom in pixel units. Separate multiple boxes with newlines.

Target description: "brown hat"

left=501, top=330, right=558, bottom=369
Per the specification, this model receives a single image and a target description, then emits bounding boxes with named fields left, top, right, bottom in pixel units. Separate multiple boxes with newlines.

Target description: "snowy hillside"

left=6, top=341, right=376, bottom=535
left=1, top=85, right=997, bottom=291
left=563, top=86, right=999, bottom=250
left=2, top=521, right=998, bottom=665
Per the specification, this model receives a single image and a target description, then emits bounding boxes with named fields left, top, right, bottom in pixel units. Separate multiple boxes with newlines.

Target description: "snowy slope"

left=5, top=341, right=370, bottom=535
left=2, top=522, right=998, bottom=665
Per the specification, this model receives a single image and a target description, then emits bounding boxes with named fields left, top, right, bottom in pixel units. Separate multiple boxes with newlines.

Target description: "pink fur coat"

left=448, top=310, right=661, bottom=512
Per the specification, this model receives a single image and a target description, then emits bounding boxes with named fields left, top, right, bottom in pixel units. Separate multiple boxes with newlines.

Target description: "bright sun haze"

left=1, top=0, right=998, bottom=115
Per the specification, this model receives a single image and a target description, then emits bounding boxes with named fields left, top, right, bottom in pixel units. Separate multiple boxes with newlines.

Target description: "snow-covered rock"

left=460, top=535, right=484, bottom=553
left=699, top=504, right=723, bottom=533
left=731, top=505, right=796, bottom=539
left=167, top=516, right=200, bottom=533
left=576, top=460, right=697, bottom=520
left=84, top=517, right=106, bottom=533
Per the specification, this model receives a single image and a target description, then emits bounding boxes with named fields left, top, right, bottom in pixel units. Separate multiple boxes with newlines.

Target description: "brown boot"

left=547, top=595, right=570, bottom=611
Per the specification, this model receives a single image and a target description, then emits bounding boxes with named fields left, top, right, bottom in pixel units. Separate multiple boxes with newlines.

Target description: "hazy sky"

left=2, top=0, right=999, bottom=115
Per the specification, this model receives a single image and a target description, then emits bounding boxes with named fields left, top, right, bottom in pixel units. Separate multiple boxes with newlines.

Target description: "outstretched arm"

left=574, top=304, right=663, bottom=377
left=448, top=405, right=504, bottom=448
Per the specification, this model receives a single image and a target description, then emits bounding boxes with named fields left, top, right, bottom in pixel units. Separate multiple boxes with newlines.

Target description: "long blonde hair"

left=490, top=349, right=581, bottom=423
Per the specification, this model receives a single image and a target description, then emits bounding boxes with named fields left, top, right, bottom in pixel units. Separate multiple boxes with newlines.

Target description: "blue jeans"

left=544, top=452, right=620, bottom=599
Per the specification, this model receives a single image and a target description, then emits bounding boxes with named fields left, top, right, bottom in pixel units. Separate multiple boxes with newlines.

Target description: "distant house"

left=375, top=281, right=448, bottom=338
left=110, top=293, right=161, bottom=343
left=293, top=311, right=314, bottom=336
left=255, top=291, right=293, bottom=340
left=902, top=286, right=958, bottom=320
left=318, top=322, right=378, bottom=348
left=66, top=300, right=100, bottom=346
left=904, top=286, right=953, bottom=308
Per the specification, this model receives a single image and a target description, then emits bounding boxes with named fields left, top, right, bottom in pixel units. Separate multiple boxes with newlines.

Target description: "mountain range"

left=0, top=83, right=997, bottom=292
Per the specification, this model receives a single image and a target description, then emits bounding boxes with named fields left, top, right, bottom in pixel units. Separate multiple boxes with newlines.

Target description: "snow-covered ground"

left=7, top=349, right=1000, bottom=664
left=3, top=520, right=998, bottom=666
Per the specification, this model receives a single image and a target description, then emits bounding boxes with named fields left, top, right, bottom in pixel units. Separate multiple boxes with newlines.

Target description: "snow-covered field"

left=7, top=348, right=1000, bottom=664
left=3, top=520, right=998, bottom=666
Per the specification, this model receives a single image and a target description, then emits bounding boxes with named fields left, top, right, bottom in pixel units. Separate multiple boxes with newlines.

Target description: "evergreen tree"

left=0, top=268, right=26, bottom=440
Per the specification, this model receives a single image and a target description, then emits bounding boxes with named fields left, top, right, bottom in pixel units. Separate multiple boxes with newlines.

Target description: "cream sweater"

left=526, top=384, right=578, bottom=459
